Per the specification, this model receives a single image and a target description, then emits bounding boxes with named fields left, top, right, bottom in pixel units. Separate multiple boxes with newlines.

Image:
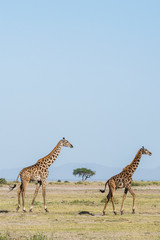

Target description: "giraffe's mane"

left=123, top=149, right=141, bottom=171
left=37, top=140, right=61, bottom=163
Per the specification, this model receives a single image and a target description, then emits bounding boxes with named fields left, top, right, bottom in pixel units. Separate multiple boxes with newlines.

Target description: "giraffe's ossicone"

left=9, top=137, right=73, bottom=212
left=100, top=146, right=152, bottom=215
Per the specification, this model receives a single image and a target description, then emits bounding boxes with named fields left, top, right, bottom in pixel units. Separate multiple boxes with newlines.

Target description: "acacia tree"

left=73, top=168, right=96, bottom=181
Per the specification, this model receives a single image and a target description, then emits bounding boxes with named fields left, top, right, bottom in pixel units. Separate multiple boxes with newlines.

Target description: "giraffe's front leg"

left=29, top=181, right=42, bottom=212
left=120, top=188, right=128, bottom=215
left=128, top=187, right=136, bottom=214
left=42, top=181, right=48, bottom=212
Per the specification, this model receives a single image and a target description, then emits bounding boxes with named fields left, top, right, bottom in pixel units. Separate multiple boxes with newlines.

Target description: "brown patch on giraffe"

left=100, top=147, right=152, bottom=215
left=123, top=149, right=141, bottom=171
left=9, top=138, right=73, bottom=212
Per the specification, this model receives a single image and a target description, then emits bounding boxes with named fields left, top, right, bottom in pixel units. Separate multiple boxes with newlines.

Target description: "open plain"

left=0, top=181, right=160, bottom=240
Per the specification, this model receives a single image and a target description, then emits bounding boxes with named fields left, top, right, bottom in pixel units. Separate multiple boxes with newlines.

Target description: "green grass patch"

left=0, top=181, right=160, bottom=240
left=132, top=181, right=160, bottom=186
left=33, top=201, right=41, bottom=206
left=100, top=197, right=119, bottom=204
left=0, top=234, right=9, bottom=240
left=61, top=199, right=95, bottom=205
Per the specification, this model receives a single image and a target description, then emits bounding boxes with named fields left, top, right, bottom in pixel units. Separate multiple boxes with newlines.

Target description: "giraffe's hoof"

left=102, top=211, right=105, bottom=216
left=132, top=209, right=135, bottom=214
left=23, top=209, right=27, bottom=213
left=121, top=210, right=124, bottom=215
left=29, top=209, right=32, bottom=212
left=16, top=206, right=20, bottom=212
left=45, top=208, right=49, bottom=213
left=113, top=211, right=117, bottom=215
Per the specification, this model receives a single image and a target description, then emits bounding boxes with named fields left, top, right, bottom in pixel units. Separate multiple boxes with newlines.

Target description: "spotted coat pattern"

left=100, top=146, right=152, bottom=215
left=10, top=138, right=73, bottom=212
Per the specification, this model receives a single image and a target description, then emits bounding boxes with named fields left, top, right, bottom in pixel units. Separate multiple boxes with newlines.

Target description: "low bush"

left=0, top=178, right=7, bottom=184
left=64, top=180, right=69, bottom=183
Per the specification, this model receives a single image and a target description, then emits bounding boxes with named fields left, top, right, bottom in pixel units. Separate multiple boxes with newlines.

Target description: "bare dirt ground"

left=0, top=182, right=160, bottom=239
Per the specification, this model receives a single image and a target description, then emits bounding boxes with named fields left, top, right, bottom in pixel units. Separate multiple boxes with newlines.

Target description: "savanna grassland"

left=0, top=181, right=160, bottom=240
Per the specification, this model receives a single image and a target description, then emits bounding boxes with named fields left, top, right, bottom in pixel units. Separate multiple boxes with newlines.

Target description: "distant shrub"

left=75, top=181, right=83, bottom=184
left=0, top=178, right=7, bottom=184
left=57, top=180, right=61, bottom=183
left=75, top=181, right=90, bottom=185
left=48, top=181, right=55, bottom=185
left=64, top=180, right=69, bottom=183
left=132, top=181, right=141, bottom=186
left=29, top=233, right=47, bottom=240
left=152, top=181, right=160, bottom=185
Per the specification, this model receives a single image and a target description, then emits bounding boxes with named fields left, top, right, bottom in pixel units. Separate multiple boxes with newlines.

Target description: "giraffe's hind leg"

left=128, top=187, right=136, bottom=214
left=103, top=180, right=116, bottom=215
left=110, top=186, right=117, bottom=215
left=103, top=190, right=111, bottom=215
left=120, top=188, right=128, bottom=215
left=29, top=181, right=42, bottom=212
left=21, top=181, right=29, bottom=212
left=16, top=184, right=22, bottom=211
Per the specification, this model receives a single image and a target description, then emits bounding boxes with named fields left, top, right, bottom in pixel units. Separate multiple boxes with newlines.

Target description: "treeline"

left=0, top=178, right=7, bottom=184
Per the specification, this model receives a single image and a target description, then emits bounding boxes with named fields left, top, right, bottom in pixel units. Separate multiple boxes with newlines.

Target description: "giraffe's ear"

left=63, top=137, right=65, bottom=140
left=142, top=146, right=144, bottom=150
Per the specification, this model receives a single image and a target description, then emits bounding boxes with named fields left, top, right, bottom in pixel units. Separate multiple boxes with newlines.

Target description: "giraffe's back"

left=111, top=170, right=132, bottom=189
left=20, top=161, right=49, bottom=182
left=20, top=164, right=40, bottom=182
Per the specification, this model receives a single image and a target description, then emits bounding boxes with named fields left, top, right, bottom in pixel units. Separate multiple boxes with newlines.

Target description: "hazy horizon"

left=0, top=1, right=159, bottom=181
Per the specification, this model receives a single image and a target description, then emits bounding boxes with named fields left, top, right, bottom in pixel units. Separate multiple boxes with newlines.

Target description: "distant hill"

left=0, top=163, right=159, bottom=181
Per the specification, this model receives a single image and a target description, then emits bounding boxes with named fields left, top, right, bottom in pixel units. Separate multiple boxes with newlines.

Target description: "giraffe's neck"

left=123, top=149, right=142, bottom=174
left=37, top=141, right=63, bottom=168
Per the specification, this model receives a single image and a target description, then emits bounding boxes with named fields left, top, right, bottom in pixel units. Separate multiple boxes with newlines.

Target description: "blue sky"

left=0, top=1, right=160, bottom=173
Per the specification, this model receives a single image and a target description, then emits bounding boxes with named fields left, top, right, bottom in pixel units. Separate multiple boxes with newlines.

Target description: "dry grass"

left=0, top=182, right=160, bottom=239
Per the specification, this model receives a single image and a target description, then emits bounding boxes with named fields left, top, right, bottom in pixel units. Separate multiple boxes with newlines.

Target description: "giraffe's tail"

left=9, top=184, right=17, bottom=192
left=100, top=180, right=109, bottom=193
left=9, top=172, right=21, bottom=192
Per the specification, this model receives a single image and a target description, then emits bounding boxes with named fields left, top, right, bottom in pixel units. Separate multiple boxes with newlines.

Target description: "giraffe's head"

left=141, top=146, right=152, bottom=156
left=61, top=137, right=73, bottom=148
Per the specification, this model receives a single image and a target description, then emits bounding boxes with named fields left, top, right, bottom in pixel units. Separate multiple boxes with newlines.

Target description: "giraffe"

left=9, top=137, right=73, bottom=212
left=100, top=146, right=152, bottom=215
